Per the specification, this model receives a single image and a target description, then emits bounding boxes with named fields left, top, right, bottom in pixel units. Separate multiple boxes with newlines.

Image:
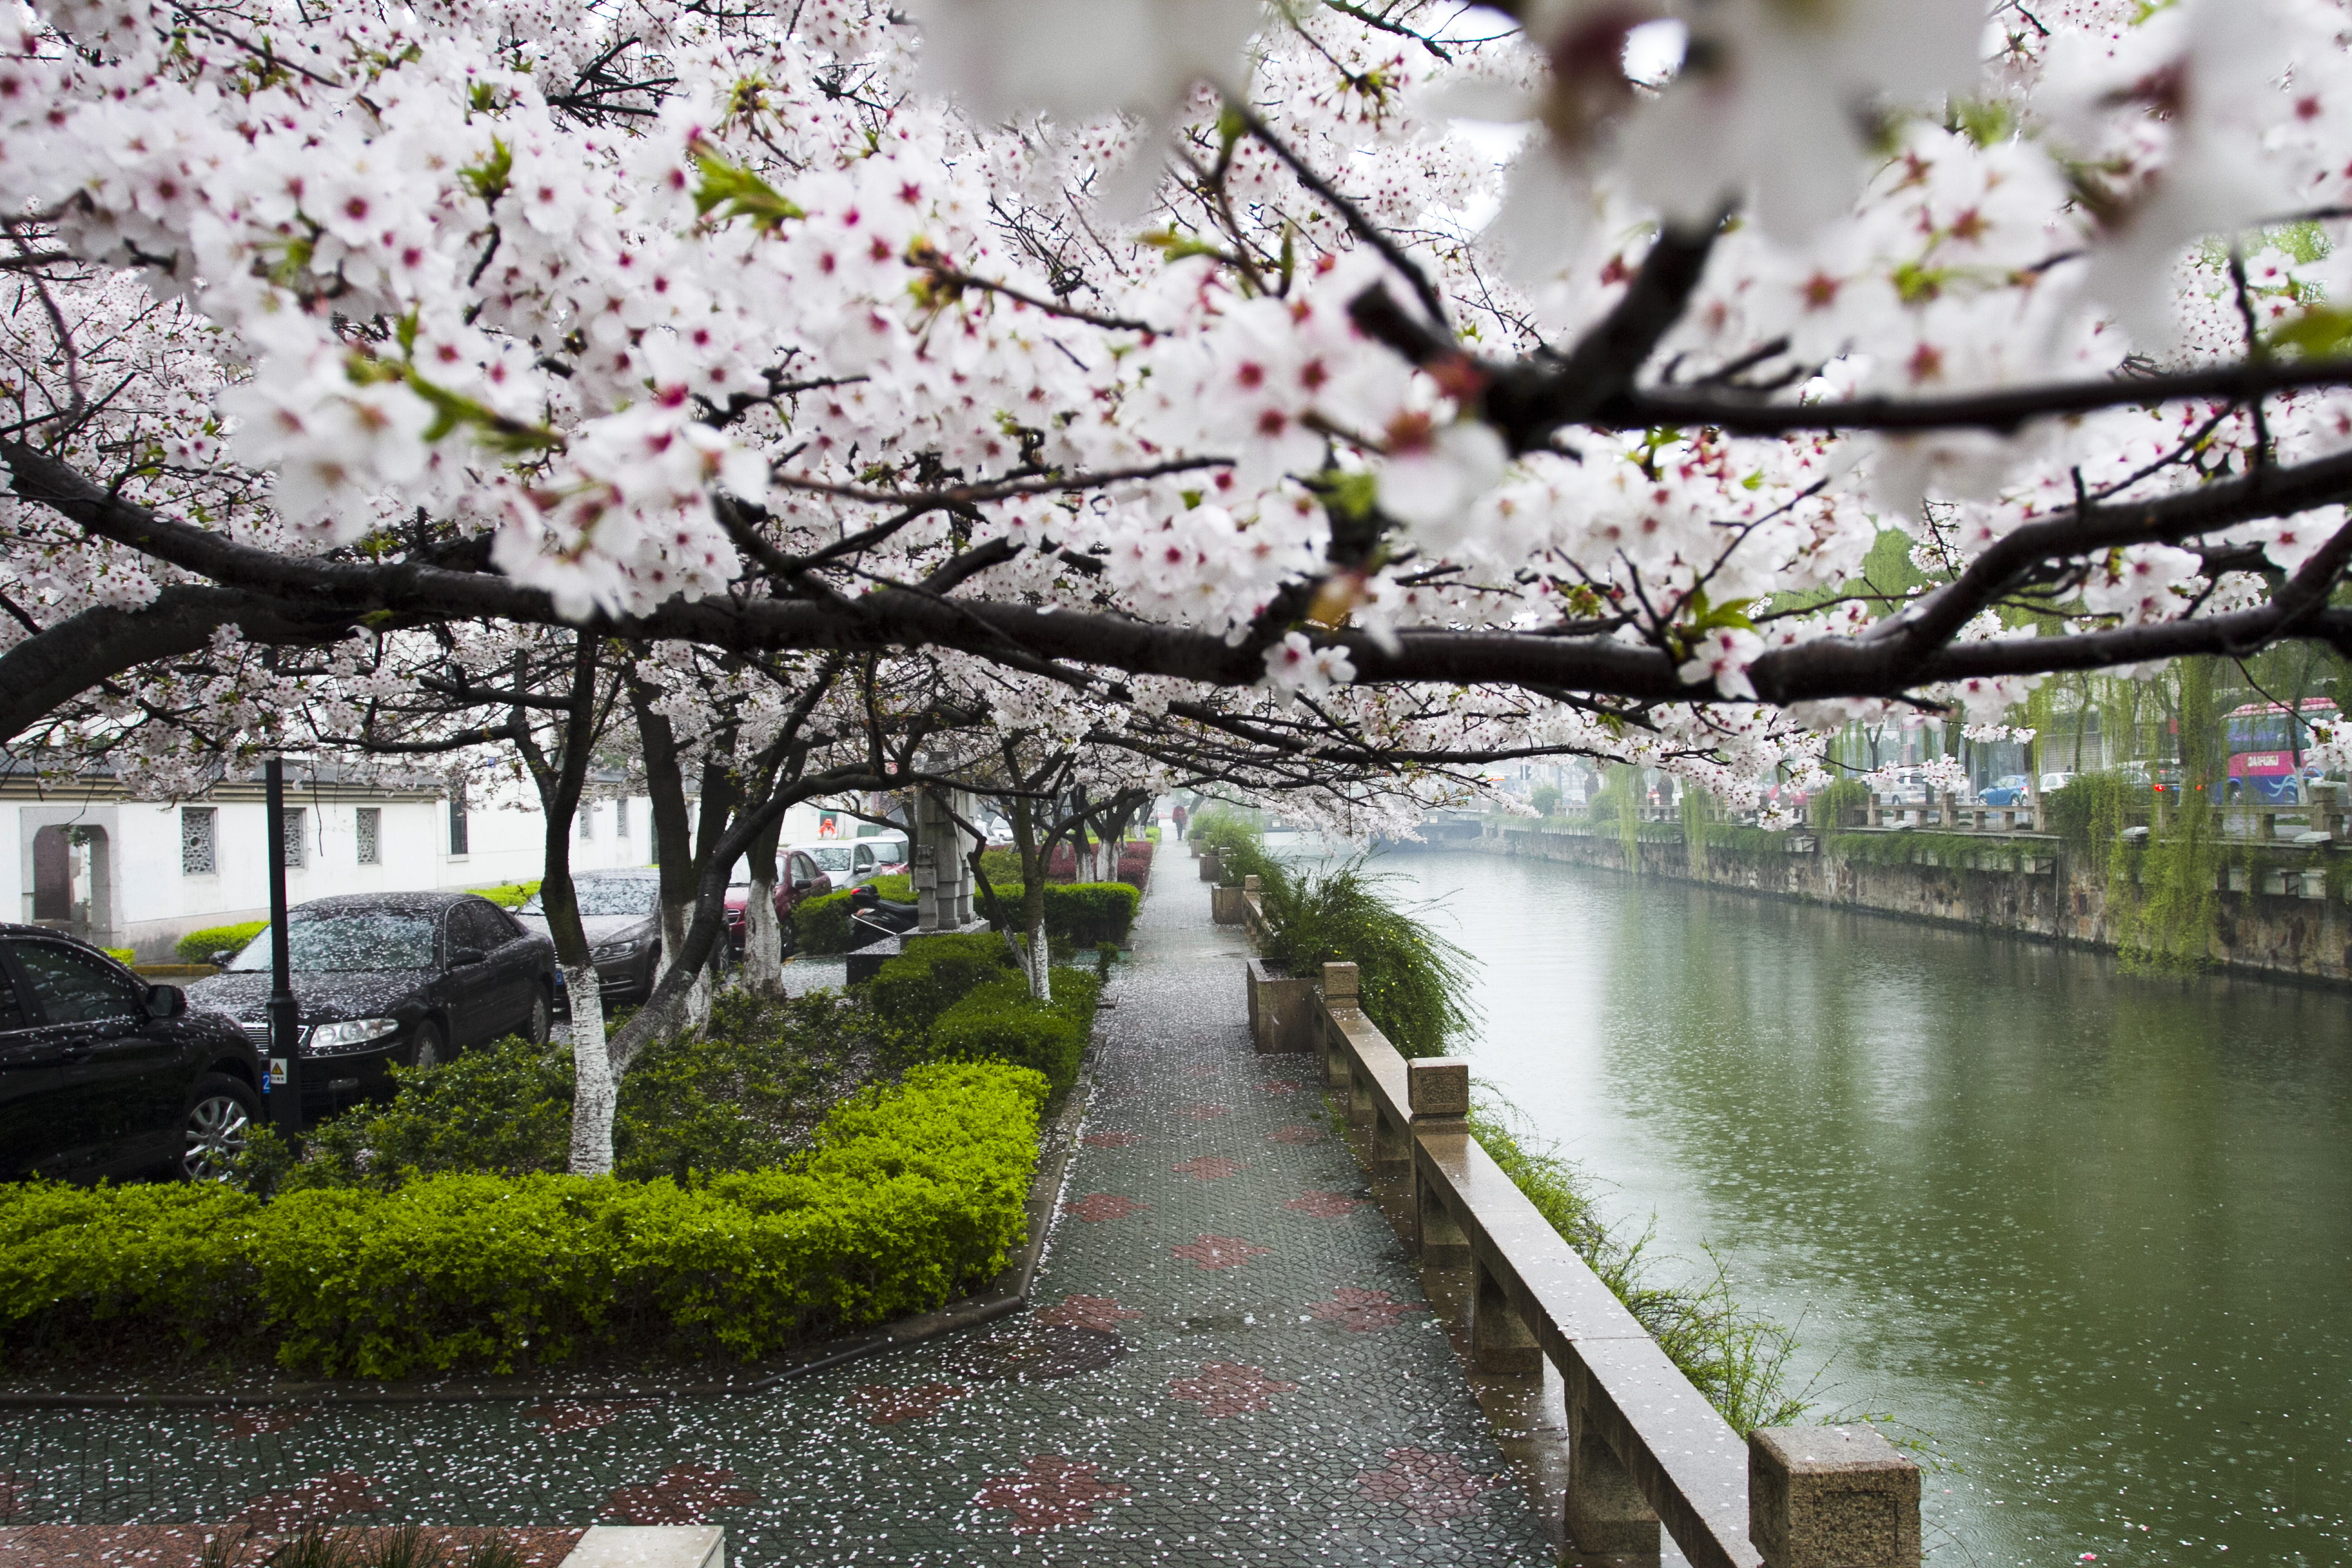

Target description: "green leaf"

left=691, top=151, right=805, bottom=233
left=2268, top=304, right=2352, bottom=361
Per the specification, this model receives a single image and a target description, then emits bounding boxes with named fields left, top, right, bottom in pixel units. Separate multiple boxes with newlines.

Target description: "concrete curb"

left=560, top=1527, right=725, bottom=1568
left=0, top=1081, right=1088, bottom=1411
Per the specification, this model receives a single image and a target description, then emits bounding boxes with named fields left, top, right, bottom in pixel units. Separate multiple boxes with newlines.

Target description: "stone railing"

left=1238, top=887, right=1919, bottom=1568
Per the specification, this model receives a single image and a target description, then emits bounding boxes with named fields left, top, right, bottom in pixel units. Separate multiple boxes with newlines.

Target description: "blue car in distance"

left=1977, top=774, right=2033, bottom=806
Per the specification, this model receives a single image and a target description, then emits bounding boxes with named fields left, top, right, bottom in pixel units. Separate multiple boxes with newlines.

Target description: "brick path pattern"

left=0, top=837, right=1549, bottom=1566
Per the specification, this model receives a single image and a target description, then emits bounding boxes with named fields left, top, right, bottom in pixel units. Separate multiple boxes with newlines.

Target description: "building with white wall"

left=1, top=760, right=657, bottom=961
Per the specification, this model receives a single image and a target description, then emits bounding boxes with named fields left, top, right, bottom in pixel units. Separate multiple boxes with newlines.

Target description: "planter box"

left=1245, top=956, right=1318, bottom=1054
left=1197, top=851, right=1221, bottom=883
left=1210, top=884, right=1248, bottom=924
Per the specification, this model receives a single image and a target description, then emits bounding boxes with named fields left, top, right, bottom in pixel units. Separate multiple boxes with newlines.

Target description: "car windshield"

left=229, top=913, right=437, bottom=972
left=803, top=844, right=854, bottom=873
left=576, top=880, right=659, bottom=915
left=517, top=881, right=658, bottom=916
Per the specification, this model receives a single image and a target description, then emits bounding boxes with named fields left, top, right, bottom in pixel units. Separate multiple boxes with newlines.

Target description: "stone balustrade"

left=1240, top=880, right=1919, bottom=1568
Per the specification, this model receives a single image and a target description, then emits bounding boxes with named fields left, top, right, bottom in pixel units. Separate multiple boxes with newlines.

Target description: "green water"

left=1371, top=848, right=2352, bottom=1568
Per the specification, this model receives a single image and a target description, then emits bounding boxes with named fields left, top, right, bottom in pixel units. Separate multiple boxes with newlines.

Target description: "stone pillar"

left=1566, top=1400, right=1661, bottom=1564
left=1749, top=1425, right=1921, bottom=1568
left=1414, top=1171, right=1469, bottom=1267
left=1470, top=1258, right=1540, bottom=1373
left=1324, top=962, right=1358, bottom=1092
left=950, top=789, right=975, bottom=924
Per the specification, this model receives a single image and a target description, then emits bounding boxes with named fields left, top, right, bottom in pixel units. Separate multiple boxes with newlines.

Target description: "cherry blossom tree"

left=8, top=0, right=2352, bottom=834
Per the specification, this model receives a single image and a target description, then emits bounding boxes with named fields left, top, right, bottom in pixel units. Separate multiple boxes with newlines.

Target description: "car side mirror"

left=143, top=984, right=186, bottom=1021
left=792, top=877, right=812, bottom=893
left=449, top=945, right=488, bottom=969
left=207, top=949, right=234, bottom=969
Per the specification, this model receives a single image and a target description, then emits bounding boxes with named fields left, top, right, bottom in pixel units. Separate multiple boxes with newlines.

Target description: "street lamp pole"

left=263, top=756, right=301, bottom=1132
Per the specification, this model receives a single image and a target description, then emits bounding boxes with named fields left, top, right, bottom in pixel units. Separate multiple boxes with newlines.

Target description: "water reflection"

left=1365, top=848, right=2352, bottom=1568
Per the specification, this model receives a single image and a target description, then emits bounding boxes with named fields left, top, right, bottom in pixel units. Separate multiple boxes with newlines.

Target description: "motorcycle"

left=846, top=882, right=921, bottom=949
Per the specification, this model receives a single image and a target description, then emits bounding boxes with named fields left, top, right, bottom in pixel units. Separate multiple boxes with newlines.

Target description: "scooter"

left=846, top=882, right=921, bottom=949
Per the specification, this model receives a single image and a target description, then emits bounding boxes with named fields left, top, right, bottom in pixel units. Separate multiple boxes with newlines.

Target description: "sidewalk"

left=0, top=835, right=1550, bottom=1565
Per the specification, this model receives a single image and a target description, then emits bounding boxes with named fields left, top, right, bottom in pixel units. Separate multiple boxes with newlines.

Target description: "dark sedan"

left=185, top=892, right=554, bottom=1118
left=515, top=871, right=667, bottom=1004
left=0, top=924, right=259, bottom=1182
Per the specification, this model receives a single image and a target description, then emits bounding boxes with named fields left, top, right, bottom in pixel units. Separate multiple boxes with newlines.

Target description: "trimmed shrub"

left=932, top=981, right=1084, bottom=1097
left=976, top=883, right=1140, bottom=947
left=0, top=1061, right=1048, bottom=1377
left=251, top=994, right=884, bottom=1194
left=792, top=888, right=857, bottom=954
left=1048, top=882, right=1139, bottom=946
left=867, top=932, right=1020, bottom=1030
left=925, top=967, right=1101, bottom=1099
left=175, top=920, right=266, bottom=965
left=472, top=880, right=542, bottom=909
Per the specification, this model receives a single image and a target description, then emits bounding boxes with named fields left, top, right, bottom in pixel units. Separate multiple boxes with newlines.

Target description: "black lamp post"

left=263, top=757, right=302, bottom=1131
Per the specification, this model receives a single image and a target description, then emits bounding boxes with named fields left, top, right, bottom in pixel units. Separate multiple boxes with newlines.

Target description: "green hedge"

left=930, top=970, right=1100, bottom=1098
left=869, top=932, right=1021, bottom=1030
left=472, top=880, right=542, bottom=909
left=0, top=1060, right=1047, bottom=1377
left=175, top=920, right=266, bottom=965
left=978, top=883, right=1140, bottom=947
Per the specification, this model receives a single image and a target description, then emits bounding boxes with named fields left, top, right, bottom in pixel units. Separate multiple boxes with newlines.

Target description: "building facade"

left=2, top=765, right=658, bottom=961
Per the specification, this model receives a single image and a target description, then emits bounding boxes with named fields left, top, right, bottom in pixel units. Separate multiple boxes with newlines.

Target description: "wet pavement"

left=0, top=834, right=1552, bottom=1565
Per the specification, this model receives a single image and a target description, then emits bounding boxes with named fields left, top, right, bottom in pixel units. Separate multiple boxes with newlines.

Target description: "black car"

left=515, top=871, right=667, bottom=1004
left=0, top=924, right=260, bottom=1182
left=184, top=892, right=555, bottom=1118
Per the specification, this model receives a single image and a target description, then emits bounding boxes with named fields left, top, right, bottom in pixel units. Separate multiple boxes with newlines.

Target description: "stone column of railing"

left=1301, top=959, right=1922, bottom=1568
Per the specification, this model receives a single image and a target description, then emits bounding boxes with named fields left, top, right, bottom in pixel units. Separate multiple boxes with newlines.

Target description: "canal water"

left=1351, top=846, right=2351, bottom=1568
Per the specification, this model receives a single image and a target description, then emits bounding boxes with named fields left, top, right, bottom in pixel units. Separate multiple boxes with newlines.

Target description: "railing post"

left=1407, top=1059, right=1471, bottom=1266
left=1469, top=1257, right=1540, bottom=1373
left=1749, top=1426, right=1921, bottom=1568
left=1325, top=962, right=1370, bottom=1117
left=1566, top=1394, right=1662, bottom=1564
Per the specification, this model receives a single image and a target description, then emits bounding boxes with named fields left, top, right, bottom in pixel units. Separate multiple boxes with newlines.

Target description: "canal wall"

left=1448, top=823, right=2352, bottom=987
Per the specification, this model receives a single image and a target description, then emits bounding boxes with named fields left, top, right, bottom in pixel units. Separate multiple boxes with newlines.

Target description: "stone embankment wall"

left=1453, top=825, right=2352, bottom=987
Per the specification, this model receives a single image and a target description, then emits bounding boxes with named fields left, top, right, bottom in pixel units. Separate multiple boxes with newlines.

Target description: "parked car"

left=2039, top=771, right=2076, bottom=794
left=791, top=835, right=909, bottom=890
left=0, top=925, right=259, bottom=1183
left=1875, top=768, right=1932, bottom=806
left=722, top=848, right=835, bottom=956
left=1977, top=774, right=2033, bottom=806
left=514, top=871, right=667, bottom=1005
left=188, top=892, right=555, bottom=1120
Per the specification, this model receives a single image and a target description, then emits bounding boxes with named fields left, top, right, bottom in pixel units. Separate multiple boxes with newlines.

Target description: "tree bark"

left=742, top=810, right=787, bottom=1000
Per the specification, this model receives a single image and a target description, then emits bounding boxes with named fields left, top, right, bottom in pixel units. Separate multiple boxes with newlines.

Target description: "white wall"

left=0, top=787, right=899, bottom=959
left=1, top=789, right=659, bottom=960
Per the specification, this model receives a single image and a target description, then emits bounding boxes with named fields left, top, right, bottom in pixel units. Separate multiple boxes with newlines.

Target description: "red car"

left=724, top=848, right=832, bottom=957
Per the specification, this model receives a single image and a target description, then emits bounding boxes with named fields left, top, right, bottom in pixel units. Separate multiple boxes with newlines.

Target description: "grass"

left=201, top=1527, right=527, bottom=1568
left=1255, top=858, right=1478, bottom=1057
left=1467, top=1096, right=1809, bottom=1434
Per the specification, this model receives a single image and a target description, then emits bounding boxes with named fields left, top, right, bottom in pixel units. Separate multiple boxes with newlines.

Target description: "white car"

left=791, top=835, right=909, bottom=888
left=2039, top=771, right=2076, bottom=794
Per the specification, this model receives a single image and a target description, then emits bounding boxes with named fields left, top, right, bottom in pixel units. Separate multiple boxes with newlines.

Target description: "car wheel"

left=411, top=1020, right=447, bottom=1070
left=779, top=915, right=799, bottom=959
left=180, top=1076, right=259, bottom=1183
left=524, top=986, right=552, bottom=1045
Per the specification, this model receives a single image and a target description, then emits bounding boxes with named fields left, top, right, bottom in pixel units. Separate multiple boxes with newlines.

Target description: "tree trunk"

left=1009, top=793, right=1054, bottom=1002
left=564, top=964, right=613, bottom=1175
left=742, top=811, right=787, bottom=1000
left=515, top=636, right=611, bottom=1177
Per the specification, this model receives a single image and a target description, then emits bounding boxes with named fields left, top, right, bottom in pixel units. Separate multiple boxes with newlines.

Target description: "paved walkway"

left=0, top=835, right=1552, bottom=1564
